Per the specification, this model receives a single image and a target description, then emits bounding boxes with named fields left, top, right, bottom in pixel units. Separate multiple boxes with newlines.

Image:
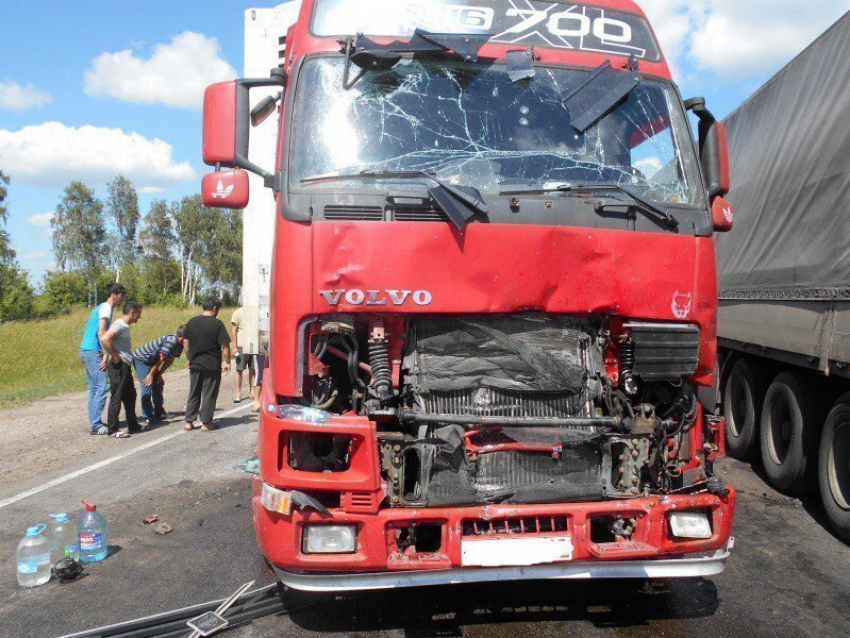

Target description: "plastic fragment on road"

left=233, top=455, right=260, bottom=475
left=143, top=515, right=158, bottom=525
left=154, top=522, right=172, bottom=536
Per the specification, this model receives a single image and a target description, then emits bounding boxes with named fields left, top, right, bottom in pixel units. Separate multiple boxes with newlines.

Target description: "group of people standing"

left=79, top=284, right=245, bottom=437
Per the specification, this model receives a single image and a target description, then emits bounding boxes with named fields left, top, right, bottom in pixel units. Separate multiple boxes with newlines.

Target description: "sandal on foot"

left=200, top=423, right=217, bottom=431
left=184, top=423, right=196, bottom=431
left=111, top=431, right=132, bottom=439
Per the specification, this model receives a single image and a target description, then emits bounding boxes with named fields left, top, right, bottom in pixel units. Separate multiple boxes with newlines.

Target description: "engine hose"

left=619, top=340, right=636, bottom=376
left=368, top=339, right=392, bottom=397
left=345, top=336, right=367, bottom=389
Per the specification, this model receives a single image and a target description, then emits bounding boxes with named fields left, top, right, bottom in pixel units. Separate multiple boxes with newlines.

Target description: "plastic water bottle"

left=16, top=524, right=52, bottom=587
left=48, top=513, right=80, bottom=562
left=78, top=500, right=108, bottom=563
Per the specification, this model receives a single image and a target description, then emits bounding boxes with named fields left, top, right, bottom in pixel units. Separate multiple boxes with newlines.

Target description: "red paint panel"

left=202, top=81, right=237, bottom=166
left=269, top=222, right=719, bottom=397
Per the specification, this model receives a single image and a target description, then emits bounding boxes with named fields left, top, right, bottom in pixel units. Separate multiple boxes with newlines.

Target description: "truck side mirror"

left=201, top=169, right=250, bottom=209
left=685, top=97, right=733, bottom=233
left=201, top=69, right=286, bottom=197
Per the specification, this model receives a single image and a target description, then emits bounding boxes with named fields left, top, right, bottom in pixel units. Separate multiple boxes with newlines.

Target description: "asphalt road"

left=1, top=398, right=849, bottom=638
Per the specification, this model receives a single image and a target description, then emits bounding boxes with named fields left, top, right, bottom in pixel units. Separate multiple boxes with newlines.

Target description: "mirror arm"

left=233, top=68, right=286, bottom=191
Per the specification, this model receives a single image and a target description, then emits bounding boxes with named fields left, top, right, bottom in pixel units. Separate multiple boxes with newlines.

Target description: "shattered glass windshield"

left=290, top=57, right=704, bottom=206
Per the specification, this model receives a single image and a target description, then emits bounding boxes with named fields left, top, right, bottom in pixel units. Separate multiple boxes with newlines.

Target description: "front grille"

left=462, top=515, right=569, bottom=537
left=627, top=322, right=700, bottom=379
left=323, top=205, right=384, bottom=221
left=422, top=388, right=587, bottom=418
left=392, top=203, right=443, bottom=222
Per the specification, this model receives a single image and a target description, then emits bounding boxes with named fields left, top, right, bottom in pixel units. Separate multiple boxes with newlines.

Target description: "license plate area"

left=461, top=535, right=574, bottom=567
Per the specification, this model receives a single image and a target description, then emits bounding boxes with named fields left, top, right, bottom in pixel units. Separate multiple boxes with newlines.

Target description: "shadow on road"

left=742, top=459, right=843, bottom=543
left=282, top=577, right=720, bottom=634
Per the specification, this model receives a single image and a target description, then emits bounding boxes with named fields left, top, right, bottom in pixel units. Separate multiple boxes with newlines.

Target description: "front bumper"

left=253, top=477, right=736, bottom=591
left=273, top=539, right=734, bottom=592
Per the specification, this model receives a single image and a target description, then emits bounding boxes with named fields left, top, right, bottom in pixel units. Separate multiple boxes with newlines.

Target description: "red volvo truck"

left=202, top=0, right=736, bottom=590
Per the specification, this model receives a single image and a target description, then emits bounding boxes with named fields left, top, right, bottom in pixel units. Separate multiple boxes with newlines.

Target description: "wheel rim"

left=828, top=422, right=850, bottom=511
left=768, top=392, right=792, bottom=465
left=729, top=377, right=748, bottom=438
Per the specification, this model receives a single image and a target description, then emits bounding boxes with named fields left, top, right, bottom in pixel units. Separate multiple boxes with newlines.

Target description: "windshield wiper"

left=300, top=170, right=488, bottom=229
left=340, top=30, right=492, bottom=89
left=499, top=182, right=679, bottom=229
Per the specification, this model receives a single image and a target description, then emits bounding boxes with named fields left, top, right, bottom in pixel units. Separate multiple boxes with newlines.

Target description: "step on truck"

left=717, top=11, right=850, bottom=544
left=202, top=0, right=736, bottom=590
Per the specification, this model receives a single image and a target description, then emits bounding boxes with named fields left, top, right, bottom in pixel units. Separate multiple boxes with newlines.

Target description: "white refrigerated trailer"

left=241, top=2, right=301, bottom=356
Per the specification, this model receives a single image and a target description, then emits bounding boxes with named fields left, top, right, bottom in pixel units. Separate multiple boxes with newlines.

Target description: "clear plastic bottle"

left=48, top=513, right=80, bottom=562
left=78, top=500, right=108, bottom=563
left=16, top=524, right=52, bottom=587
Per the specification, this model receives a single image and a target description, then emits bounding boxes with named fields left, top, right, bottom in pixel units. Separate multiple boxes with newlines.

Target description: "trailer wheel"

left=819, top=394, right=850, bottom=544
left=723, top=359, right=764, bottom=460
left=760, top=372, right=818, bottom=494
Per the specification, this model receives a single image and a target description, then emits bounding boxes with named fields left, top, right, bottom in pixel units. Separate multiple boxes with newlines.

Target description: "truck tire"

left=819, top=394, right=850, bottom=543
left=760, top=371, right=818, bottom=494
left=723, top=359, right=764, bottom=460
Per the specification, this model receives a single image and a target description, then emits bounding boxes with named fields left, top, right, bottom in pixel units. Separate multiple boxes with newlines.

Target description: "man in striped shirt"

left=132, top=326, right=186, bottom=424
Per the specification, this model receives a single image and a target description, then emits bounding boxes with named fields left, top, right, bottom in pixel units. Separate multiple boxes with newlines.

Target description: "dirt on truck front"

left=202, top=0, right=737, bottom=590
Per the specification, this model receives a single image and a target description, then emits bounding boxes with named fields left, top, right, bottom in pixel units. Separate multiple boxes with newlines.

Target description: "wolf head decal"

left=672, top=292, right=693, bottom=319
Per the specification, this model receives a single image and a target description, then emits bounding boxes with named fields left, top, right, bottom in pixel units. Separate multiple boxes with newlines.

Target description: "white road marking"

left=0, top=404, right=253, bottom=510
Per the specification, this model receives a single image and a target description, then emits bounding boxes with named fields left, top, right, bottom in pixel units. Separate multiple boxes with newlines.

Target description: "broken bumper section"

left=252, top=478, right=736, bottom=592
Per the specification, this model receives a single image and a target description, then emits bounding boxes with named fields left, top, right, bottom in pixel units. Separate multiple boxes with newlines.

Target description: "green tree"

left=0, top=172, right=36, bottom=321
left=0, top=170, right=14, bottom=265
left=139, top=199, right=178, bottom=296
left=43, top=270, right=89, bottom=308
left=199, top=207, right=242, bottom=299
left=105, top=175, right=140, bottom=280
left=51, top=181, right=106, bottom=296
left=172, top=195, right=205, bottom=305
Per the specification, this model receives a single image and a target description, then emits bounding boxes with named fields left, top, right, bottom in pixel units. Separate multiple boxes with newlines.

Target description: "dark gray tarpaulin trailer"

left=716, top=10, right=850, bottom=374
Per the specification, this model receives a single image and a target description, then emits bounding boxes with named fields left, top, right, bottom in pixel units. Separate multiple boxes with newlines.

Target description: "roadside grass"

left=0, top=306, right=234, bottom=408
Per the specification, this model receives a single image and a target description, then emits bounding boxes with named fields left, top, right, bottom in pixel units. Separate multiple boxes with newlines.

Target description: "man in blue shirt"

left=132, top=326, right=186, bottom=424
left=79, top=283, right=126, bottom=435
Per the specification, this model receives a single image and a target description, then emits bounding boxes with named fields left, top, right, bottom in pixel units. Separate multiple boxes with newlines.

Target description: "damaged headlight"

left=668, top=511, right=712, bottom=540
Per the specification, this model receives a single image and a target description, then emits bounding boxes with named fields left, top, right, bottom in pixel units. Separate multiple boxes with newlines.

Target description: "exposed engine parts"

left=295, top=313, right=709, bottom=507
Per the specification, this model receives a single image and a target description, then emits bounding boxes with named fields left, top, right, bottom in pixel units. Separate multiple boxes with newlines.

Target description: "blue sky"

left=2, top=0, right=848, bottom=284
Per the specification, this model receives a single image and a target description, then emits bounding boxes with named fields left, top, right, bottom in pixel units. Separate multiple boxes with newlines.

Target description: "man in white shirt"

left=101, top=301, right=143, bottom=437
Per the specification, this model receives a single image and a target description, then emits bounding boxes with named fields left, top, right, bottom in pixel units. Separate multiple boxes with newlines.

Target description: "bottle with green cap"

left=16, top=524, right=52, bottom=587
left=48, top=513, right=80, bottom=563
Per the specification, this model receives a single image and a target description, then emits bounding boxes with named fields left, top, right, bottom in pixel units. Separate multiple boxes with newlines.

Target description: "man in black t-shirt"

left=183, top=298, right=232, bottom=431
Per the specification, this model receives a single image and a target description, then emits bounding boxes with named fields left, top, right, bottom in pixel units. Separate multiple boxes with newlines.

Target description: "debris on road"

left=53, top=557, right=84, bottom=584
left=143, top=515, right=158, bottom=525
left=232, top=455, right=259, bottom=475
left=154, top=522, right=173, bottom=536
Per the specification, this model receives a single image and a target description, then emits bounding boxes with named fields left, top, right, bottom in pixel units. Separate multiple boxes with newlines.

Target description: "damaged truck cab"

left=203, top=0, right=736, bottom=590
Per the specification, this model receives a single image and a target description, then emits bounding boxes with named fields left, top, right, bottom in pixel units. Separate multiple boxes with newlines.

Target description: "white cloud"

left=0, top=80, right=52, bottom=111
left=638, top=0, right=850, bottom=79
left=0, top=122, right=195, bottom=189
left=138, top=186, right=165, bottom=195
left=26, top=211, right=54, bottom=227
left=84, top=31, right=237, bottom=109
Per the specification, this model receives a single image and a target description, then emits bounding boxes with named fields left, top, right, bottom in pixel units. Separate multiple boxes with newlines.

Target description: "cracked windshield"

left=291, top=57, right=703, bottom=205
